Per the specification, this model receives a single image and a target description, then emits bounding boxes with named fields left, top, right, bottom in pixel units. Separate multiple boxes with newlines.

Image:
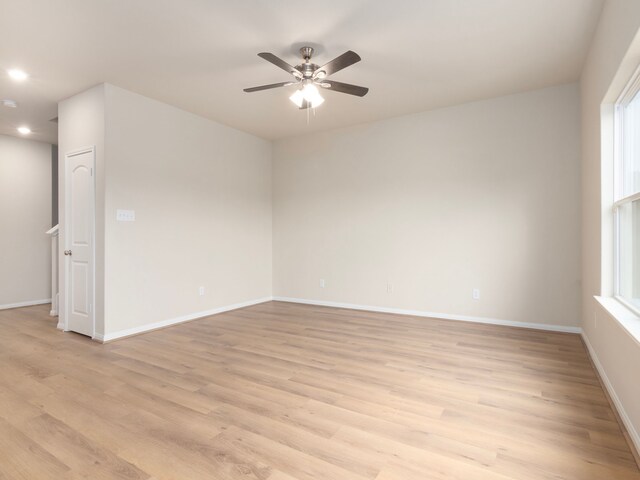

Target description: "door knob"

left=64, top=250, right=72, bottom=256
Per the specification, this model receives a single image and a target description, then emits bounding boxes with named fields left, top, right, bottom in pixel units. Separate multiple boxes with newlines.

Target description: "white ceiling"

left=0, top=0, right=603, bottom=145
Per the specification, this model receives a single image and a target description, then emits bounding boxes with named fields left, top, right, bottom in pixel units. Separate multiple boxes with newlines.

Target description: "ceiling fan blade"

left=243, top=81, right=296, bottom=93
left=257, top=52, right=303, bottom=78
left=321, top=80, right=369, bottom=97
left=315, top=50, right=361, bottom=78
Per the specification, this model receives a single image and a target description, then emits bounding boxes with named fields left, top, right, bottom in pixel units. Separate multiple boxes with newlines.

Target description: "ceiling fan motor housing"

left=299, top=63, right=319, bottom=78
left=298, top=47, right=320, bottom=78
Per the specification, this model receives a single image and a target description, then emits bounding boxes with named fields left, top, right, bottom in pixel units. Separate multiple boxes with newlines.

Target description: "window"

left=614, top=73, right=640, bottom=313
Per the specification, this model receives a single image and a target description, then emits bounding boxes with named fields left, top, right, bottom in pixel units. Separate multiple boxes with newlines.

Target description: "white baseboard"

left=97, top=296, right=273, bottom=343
left=581, top=332, right=640, bottom=456
left=273, top=296, right=582, bottom=334
left=0, top=299, right=51, bottom=311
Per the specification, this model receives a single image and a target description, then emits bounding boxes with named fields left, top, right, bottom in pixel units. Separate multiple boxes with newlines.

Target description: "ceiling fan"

left=243, top=46, right=369, bottom=109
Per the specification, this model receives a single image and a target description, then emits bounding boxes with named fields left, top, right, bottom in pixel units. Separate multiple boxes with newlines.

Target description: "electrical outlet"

left=199, top=286, right=205, bottom=296
left=387, top=283, right=393, bottom=293
left=319, top=279, right=325, bottom=288
left=472, top=288, right=480, bottom=300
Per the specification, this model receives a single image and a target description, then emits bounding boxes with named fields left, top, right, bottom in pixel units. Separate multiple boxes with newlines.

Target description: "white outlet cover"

left=116, top=209, right=135, bottom=222
left=472, top=288, right=480, bottom=300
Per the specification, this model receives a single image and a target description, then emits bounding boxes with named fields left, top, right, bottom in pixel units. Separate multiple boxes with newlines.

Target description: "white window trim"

left=615, top=294, right=640, bottom=318
left=613, top=190, right=640, bottom=209
left=613, top=65, right=640, bottom=318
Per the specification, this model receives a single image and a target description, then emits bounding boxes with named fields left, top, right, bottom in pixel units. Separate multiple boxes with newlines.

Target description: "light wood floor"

left=1, top=301, right=638, bottom=480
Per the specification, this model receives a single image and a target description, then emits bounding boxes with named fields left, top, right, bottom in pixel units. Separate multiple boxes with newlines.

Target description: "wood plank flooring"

left=0, top=301, right=638, bottom=480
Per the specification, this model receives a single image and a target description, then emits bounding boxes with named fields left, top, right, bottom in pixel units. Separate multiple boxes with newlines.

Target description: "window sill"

left=594, top=296, right=640, bottom=346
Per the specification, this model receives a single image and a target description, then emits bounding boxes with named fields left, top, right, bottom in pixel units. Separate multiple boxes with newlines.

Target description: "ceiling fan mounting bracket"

left=300, top=46, right=314, bottom=61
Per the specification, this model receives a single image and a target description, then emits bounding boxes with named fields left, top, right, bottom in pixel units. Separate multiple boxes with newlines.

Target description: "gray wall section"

left=51, top=144, right=58, bottom=227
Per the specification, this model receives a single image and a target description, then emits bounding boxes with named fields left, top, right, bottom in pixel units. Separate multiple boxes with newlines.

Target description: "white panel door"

left=65, top=148, right=94, bottom=337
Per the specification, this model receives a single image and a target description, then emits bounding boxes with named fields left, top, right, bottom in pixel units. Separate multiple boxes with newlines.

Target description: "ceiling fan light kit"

left=244, top=46, right=369, bottom=110
left=289, top=83, right=325, bottom=108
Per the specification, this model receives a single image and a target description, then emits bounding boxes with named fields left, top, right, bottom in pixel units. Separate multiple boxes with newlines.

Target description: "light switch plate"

left=116, top=209, right=135, bottom=222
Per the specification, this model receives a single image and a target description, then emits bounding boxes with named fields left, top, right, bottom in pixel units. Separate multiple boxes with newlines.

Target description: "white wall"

left=0, top=134, right=52, bottom=308
left=58, top=84, right=107, bottom=333
left=59, top=84, right=272, bottom=338
left=580, top=0, right=640, bottom=452
left=102, top=85, right=272, bottom=336
left=273, top=84, right=581, bottom=329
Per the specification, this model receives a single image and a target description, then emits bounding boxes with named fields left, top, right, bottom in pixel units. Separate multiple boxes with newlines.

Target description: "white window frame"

left=613, top=66, right=640, bottom=316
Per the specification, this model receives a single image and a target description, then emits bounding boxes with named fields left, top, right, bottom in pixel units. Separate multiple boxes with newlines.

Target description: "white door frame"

left=63, top=146, right=96, bottom=338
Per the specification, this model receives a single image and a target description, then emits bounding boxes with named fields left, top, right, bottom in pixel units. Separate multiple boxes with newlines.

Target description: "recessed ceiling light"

left=2, top=99, right=17, bottom=108
left=8, top=69, right=28, bottom=81
left=17, top=126, right=31, bottom=135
